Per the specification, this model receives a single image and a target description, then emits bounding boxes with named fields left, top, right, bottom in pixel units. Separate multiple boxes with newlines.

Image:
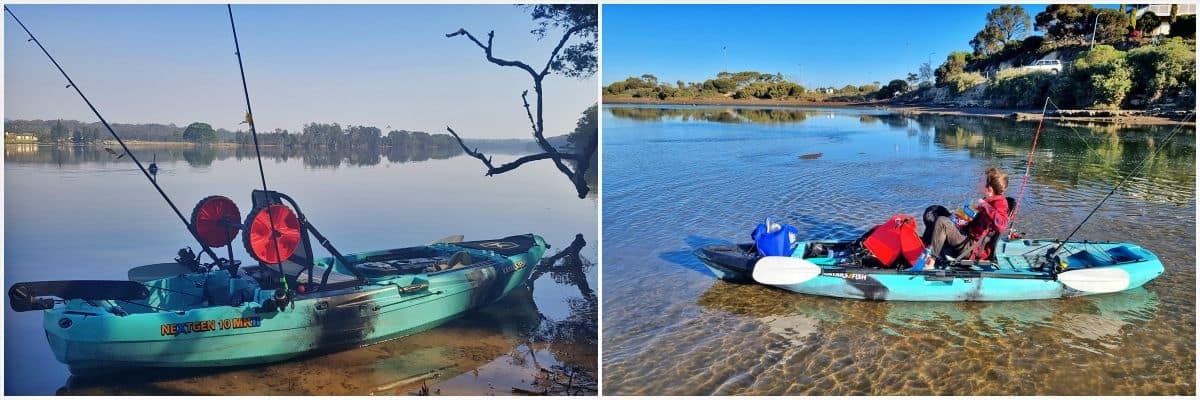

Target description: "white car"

left=1021, top=59, right=1062, bottom=74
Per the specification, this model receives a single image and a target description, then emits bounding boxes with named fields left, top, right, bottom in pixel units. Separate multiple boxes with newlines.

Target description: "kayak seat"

left=203, top=276, right=233, bottom=306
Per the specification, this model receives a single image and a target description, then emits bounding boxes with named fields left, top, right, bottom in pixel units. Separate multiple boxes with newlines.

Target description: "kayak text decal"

left=823, top=272, right=868, bottom=280
left=160, top=317, right=261, bottom=336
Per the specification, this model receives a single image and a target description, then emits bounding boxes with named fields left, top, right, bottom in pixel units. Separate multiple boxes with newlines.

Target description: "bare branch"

left=519, top=90, right=575, bottom=182
left=521, top=90, right=537, bottom=135
left=447, top=28, right=538, bottom=79
left=540, top=24, right=590, bottom=78
left=446, top=126, right=580, bottom=177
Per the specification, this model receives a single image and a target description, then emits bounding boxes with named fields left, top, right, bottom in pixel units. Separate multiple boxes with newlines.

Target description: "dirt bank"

left=603, top=96, right=1194, bottom=127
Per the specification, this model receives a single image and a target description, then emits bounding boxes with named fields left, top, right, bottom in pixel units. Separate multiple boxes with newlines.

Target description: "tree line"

left=604, top=71, right=882, bottom=102
left=4, top=119, right=465, bottom=151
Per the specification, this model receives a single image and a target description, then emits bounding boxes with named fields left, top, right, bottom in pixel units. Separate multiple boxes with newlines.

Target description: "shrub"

left=1068, top=45, right=1132, bottom=109
left=876, top=79, right=911, bottom=99
left=987, top=70, right=1057, bottom=107
left=946, top=72, right=986, bottom=95
left=1127, top=37, right=1197, bottom=102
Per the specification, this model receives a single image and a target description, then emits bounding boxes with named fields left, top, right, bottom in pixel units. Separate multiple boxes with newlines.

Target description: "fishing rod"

left=1007, top=97, right=1050, bottom=238
left=1049, top=112, right=1195, bottom=261
left=227, top=5, right=290, bottom=296
left=4, top=5, right=221, bottom=263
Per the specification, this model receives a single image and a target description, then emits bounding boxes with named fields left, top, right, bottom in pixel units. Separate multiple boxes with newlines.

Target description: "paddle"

left=1057, top=267, right=1131, bottom=294
left=751, top=256, right=823, bottom=286
left=9, top=280, right=150, bottom=312
left=128, top=262, right=193, bottom=282
left=429, top=234, right=465, bottom=244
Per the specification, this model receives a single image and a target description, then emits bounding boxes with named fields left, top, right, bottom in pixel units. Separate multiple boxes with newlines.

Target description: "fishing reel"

left=175, top=247, right=206, bottom=273
left=1039, top=246, right=1068, bottom=274
left=257, top=288, right=291, bottom=313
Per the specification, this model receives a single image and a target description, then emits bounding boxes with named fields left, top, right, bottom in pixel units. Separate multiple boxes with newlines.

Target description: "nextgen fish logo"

left=160, top=317, right=261, bottom=336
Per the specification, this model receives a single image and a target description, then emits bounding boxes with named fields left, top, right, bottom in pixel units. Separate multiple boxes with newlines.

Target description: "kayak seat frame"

left=249, top=190, right=368, bottom=293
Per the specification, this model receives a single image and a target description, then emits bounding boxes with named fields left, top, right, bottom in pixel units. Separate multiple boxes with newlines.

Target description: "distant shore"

left=602, top=95, right=860, bottom=108
left=603, top=96, right=1194, bottom=127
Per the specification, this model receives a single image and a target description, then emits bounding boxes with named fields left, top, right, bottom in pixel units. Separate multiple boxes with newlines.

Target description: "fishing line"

left=226, top=4, right=289, bottom=291
left=1008, top=97, right=1050, bottom=236
left=1052, top=112, right=1195, bottom=257
left=4, top=6, right=221, bottom=263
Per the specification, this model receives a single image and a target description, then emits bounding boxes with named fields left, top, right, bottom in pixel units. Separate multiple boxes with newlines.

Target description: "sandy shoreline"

left=603, top=96, right=1195, bottom=127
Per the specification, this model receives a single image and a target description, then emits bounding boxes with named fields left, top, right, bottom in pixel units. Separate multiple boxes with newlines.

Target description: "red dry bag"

left=862, top=214, right=925, bottom=267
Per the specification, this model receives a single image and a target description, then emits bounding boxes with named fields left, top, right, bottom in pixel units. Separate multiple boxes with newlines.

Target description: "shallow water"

left=601, top=105, right=1195, bottom=395
left=4, top=144, right=597, bottom=395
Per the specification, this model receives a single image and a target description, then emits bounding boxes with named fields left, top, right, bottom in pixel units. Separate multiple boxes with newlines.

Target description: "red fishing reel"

left=243, top=203, right=302, bottom=265
left=191, top=195, right=242, bottom=248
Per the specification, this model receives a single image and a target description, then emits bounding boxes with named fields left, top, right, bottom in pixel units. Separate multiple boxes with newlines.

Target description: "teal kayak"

left=695, top=238, right=1163, bottom=301
left=8, top=190, right=547, bottom=375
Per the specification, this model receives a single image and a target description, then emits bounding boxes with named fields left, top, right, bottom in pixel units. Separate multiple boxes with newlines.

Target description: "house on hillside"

left=1133, top=4, right=1196, bottom=36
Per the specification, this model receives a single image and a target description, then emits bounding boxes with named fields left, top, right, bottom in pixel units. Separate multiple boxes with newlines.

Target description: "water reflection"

left=918, top=114, right=1194, bottom=205
left=4, top=144, right=470, bottom=168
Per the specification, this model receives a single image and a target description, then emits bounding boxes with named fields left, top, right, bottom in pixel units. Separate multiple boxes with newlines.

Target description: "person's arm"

left=975, top=199, right=1008, bottom=233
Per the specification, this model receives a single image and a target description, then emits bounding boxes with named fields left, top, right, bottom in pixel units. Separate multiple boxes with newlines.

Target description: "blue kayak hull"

left=38, top=235, right=545, bottom=375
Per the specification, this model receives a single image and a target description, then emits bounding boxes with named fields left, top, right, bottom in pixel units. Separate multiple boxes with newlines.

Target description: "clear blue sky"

left=602, top=4, right=1114, bottom=88
left=5, top=4, right=596, bottom=137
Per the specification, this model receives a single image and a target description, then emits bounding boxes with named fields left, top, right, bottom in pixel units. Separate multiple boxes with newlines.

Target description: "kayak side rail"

left=8, top=280, right=150, bottom=312
left=818, top=267, right=1056, bottom=280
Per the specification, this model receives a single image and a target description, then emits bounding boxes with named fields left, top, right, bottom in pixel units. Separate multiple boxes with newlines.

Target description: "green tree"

left=50, top=120, right=68, bottom=142
left=935, top=51, right=971, bottom=85
left=526, top=5, right=597, bottom=78
left=877, top=79, right=910, bottom=99
left=1137, top=12, right=1160, bottom=36
left=1032, top=7, right=1122, bottom=46
left=182, top=122, right=218, bottom=143
left=972, top=6, right=1031, bottom=56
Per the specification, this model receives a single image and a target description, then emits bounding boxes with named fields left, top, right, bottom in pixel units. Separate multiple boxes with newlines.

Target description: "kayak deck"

left=695, top=237, right=1164, bottom=301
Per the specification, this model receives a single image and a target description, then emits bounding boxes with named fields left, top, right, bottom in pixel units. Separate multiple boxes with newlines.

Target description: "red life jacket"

left=862, top=214, right=924, bottom=267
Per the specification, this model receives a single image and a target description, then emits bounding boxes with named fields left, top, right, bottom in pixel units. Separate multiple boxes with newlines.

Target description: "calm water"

left=4, top=144, right=597, bottom=395
left=601, top=105, right=1195, bottom=395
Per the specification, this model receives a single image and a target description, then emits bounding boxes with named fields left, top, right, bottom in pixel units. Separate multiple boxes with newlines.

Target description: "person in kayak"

left=920, top=167, right=1010, bottom=269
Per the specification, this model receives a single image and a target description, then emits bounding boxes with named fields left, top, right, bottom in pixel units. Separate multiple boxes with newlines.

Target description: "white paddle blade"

left=430, top=234, right=464, bottom=244
left=1059, top=267, right=1131, bottom=294
left=752, top=256, right=822, bottom=285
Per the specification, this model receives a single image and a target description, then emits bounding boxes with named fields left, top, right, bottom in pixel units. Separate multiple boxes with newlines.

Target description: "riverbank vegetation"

left=604, top=4, right=1195, bottom=113
left=908, top=4, right=1195, bottom=110
left=604, top=72, right=881, bottom=103
left=4, top=118, right=463, bottom=150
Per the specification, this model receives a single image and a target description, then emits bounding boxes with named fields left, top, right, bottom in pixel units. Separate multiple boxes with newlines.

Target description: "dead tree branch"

left=445, top=21, right=595, bottom=199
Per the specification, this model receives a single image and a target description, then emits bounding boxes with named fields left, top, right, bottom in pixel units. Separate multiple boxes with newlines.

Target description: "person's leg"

left=923, top=205, right=951, bottom=245
left=929, top=216, right=968, bottom=257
